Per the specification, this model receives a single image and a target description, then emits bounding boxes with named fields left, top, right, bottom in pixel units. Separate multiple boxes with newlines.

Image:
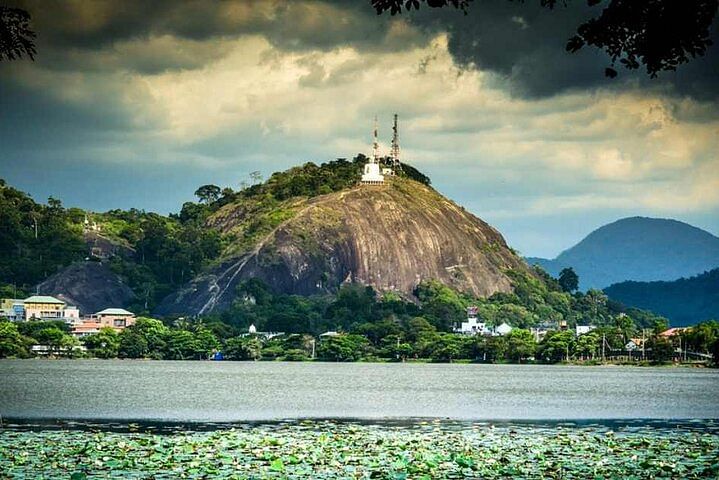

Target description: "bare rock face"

left=156, top=178, right=529, bottom=315
left=36, top=261, right=135, bottom=315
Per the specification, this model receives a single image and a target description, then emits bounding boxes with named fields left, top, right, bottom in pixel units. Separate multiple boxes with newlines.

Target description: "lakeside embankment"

left=1, top=421, right=718, bottom=479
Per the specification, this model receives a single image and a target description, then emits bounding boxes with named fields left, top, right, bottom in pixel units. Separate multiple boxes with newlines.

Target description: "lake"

left=1, top=360, right=718, bottom=422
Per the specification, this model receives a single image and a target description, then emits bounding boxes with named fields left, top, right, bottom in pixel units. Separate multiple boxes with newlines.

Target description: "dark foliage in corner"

left=0, top=7, right=36, bottom=61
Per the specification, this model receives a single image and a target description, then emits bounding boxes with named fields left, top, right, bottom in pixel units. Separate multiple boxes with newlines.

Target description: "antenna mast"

left=390, top=113, right=401, bottom=172
left=372, top=116, right=380, bottom=164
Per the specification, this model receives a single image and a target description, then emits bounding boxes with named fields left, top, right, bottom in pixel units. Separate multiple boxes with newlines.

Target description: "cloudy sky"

left=1, top=0, right=718, bottom=258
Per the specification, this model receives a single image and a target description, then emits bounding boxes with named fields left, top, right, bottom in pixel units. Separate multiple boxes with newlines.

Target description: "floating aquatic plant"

left=1, top=422, right=718, bottom=479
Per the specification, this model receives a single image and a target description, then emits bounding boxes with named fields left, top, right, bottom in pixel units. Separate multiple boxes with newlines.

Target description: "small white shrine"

left=361, top=117, right=385, bottom=185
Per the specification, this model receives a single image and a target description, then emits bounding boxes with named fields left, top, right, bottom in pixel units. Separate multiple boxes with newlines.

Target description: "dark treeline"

left=604, top=268, right=719, bottom=327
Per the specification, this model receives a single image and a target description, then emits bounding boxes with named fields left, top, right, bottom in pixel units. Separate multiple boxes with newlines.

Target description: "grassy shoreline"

left=1, top=421, right=718, bottom=479
left=2, top=356, right=713, bottom=368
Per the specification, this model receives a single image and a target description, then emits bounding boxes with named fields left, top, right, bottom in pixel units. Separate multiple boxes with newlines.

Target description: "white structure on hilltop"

left=455, top=306, right=491, bottom=335
left=361, top=117, right=385, bottom=185
left=361, top=114, right=403, bottom=185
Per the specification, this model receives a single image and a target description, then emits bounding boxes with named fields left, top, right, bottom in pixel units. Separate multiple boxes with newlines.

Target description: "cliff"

left=36, top=261, right=135, bottom=314
left=156, top=177, right=530, bottom=315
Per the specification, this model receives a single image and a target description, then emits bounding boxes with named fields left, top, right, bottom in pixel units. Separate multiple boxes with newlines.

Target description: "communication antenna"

left=372, top=116, right=380, bottom=163
left=390, top=113, right=401, bottom=172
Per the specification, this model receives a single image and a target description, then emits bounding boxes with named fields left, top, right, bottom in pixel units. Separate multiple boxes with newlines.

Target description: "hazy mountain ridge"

left=604, top=268, right=719, bottom=327
left=527, top=217, right=719, bottom=290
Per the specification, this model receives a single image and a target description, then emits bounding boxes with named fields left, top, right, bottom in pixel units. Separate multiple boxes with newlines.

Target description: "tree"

left=118, top=317, right=169, bottom=359
left=164, top=330, right=199, bottom=360
left=194, top=328, right=220, bottom=359
left=194, top=185, right=221, bottom=204
left=538, top=330, right=574, bottom=363
left=0, top=321, right=31, bottom=358
left=505, top=329, right=536, bottom=363
left=574, top=331, right=600, bottom=360
left=558, top=267, right=579, bottom=293
left=414, top=280, right=466, bottom=331
left=371, top=0, right=718, bottom=78
left=317, top=334, right=370, bottom=361
left=118, top=331, right=148, bottom=359
left=0, top=7, right=36, bottom=62
left=224, top=336, right=263, bottom=360
left=647, top=335, right=674, bottom=363
left=83, top=327, right=120, bottom=359
left=473, top=335, right=507, bottom=363
left=711, top=337, right=719, bottom=366
left=35, top=327, right=72, bottom=354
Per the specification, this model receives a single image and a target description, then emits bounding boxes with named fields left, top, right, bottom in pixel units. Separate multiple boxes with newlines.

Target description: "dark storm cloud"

left=0, top=75, right=135, bottom=149
left=11, top=0, right=717, bottom=99
left=9, top=0, right=426, bottom=73
left=408, top=0, right=719, bottom=100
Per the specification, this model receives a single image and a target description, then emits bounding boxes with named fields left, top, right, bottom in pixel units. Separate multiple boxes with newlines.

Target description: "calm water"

left=1, top=360, right=718, bottom=422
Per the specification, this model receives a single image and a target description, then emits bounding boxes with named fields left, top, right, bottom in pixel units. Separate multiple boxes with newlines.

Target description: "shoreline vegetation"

left=1, top=421, right=717, bottom=479
left=1, top=356, right=714, bottom=368
left=2, top=273, right=718, bottom=366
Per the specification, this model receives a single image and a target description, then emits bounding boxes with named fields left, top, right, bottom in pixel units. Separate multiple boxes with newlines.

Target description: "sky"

left=1, top=0, right=718, bottom=258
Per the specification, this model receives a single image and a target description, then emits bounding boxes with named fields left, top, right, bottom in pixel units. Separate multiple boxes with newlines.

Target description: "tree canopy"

left=0, top=6, right=36, bottom=62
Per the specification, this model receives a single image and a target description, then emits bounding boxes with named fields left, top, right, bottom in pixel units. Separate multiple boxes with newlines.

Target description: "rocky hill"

left=36, top=261, right=135, bottom=314
left=157, top=177, right=530, bottom=315
left=527, top=217, right=719, bottom=290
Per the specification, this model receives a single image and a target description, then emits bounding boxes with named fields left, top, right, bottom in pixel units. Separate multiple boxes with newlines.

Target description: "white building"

left=2, top=295, right=80, bottom=323
left=496, top=323, right=513, bottom=336
left=361, top=118, right=385, bottom=185
left=456, top=317, right=490, bottom=335
left=576, top=325, right=596, bottom=336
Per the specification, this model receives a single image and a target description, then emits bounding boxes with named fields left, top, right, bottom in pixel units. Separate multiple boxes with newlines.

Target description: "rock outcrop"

left=156, top=178, right=530, bottom=315
left=36, top=261, right=135, bottom=314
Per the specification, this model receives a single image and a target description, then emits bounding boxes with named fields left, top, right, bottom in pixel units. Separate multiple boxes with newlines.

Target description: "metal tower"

left=390, top=113, right=401, bottom=172
left=372, top=116, right=380, bottom=163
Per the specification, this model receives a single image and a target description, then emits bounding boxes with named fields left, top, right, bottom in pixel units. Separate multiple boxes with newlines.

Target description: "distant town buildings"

left=0, top=294, right=136, bottom=338
left=1, top=295, right=79, bottom=322
left=455, top=306, right=598, bottom=339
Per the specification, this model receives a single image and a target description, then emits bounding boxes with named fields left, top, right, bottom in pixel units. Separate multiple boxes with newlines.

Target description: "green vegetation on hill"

left=97, top=209, right=222, bottom=312
left=0, top=180, right=86, bottom=296
left=604, top=268, right=719, bottom=326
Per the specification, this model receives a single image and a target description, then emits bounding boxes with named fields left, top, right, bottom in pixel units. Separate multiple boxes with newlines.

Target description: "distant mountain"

left=604, top=269, right=719, bottom=327
left=526, top=217, right=719, bottom=290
